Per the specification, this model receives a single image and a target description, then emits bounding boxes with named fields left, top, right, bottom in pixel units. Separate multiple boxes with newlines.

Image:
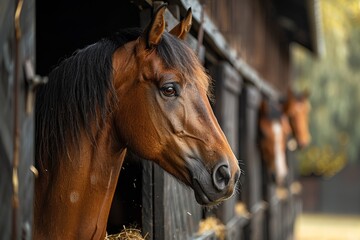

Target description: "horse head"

left=259, top=99, right=288, bottom=186
left=283, top=88, right=311, bottom=149
left=112, top=5, right=240, bottom=205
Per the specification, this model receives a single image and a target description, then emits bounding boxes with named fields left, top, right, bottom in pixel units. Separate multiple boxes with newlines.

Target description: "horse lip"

left=186, top=157, right=226, bottom=206
left=192, top=178, right=211, bottom=205
left=186, top=157, right=212, bottom=204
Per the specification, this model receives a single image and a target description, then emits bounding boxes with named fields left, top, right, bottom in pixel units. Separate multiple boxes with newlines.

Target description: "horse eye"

left=161, top=83, right=178, bottom=97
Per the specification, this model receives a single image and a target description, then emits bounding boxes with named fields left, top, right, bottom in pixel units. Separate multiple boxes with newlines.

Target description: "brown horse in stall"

left=34, top=5, right=240, bottom=239
left=258, top=99, right=289, bottom=186
left=282, top=88, right=311, bottom=150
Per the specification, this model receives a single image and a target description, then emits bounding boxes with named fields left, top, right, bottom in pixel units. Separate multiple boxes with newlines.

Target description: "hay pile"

left=105, top=226, right=147, bottom=240
left=197, top=216, right=226, bottom=240
left=235, top=202, right=250, bottom=219
left=290, top=181, right=302, bottom=195
left=276, top=187, right=289, bottom=200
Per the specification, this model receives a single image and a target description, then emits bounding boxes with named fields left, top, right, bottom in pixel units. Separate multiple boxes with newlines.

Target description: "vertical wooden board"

left=269, top=195, right=281, bottom=240
left=212, top=61, right=242, bottom=157
left=261, top=163, right=271, bottom=240
left=164, top=170, right=203, bottom=239
left=209, top=61, right=242, bottom=224
left=0, top=0, right=15, bottom=239
left=238, top=86, right=268, bottom=240
left=1, top=0, right=35, bottom=239
left=280, top=199, right=287, bottom=240
left=240, top=86, right=262, bottom=207
left=18, top=1, right=36, bottom=239
left=153, top=164, right=203, bottom=240
left=250, top=206, right=266, bottom=240
left=287, top=149, right=299, bottom=187
left=0, top=148, right=12, bottom=239
left=225, top=214, right=249, bottom=240
left=142, top=160, right=154, bottom=239
left=0, top=0, right=15, bottom=162
left=286, top=149, right=302, bottom=238
left=265, top=135, right=300, bottom=240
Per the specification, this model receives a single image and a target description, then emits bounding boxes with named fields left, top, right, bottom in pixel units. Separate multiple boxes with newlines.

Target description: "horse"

left=33, top=5, right=240, bottom=239
left=258, top=98, right=289, bottom=186
left=282, top=88, right=311, bottom=150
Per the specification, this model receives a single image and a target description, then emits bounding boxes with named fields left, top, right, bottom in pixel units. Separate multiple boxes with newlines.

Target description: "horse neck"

left=34, top=121, right=127, bottom=240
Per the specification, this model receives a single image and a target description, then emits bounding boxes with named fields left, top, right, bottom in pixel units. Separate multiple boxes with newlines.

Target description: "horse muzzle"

left=188, top=159, right=240, bottom=206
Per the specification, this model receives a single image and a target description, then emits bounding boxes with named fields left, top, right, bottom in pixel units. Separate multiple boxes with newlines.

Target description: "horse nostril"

left=212, top=163, right=231, bottom=191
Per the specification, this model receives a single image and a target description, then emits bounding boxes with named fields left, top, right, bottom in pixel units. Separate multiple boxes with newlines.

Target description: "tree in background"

left=292, top=0, right=360, bottom=177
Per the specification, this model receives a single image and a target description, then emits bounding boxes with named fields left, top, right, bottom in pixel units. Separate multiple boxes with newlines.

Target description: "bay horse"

left=282, top=88, right=311, bottom=150
left=258, top=99, right=289, bottom=186
left=34, top=5, right=240, bottom=239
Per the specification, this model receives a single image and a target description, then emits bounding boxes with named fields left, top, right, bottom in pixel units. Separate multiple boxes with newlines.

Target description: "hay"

left=276, top=187, right=289, bottom=200
left=197, top=216, right=226, bottom=240
left=105, top=226, right=147, bottom=240
left=235, top=202, right=251, bottom=219
left=290, top=181, right=302, bottom=195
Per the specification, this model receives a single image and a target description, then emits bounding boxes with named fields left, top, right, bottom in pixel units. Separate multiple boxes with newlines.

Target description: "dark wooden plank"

left=0, top=137, right=12, bottom=239
left=164, top=170, right=203, bottom=239
left=0, top=0, right=36, bottom=239
left=0, top=0, right=14, bottom=168
left=238, top=86, right=269, bottom=240
left=225, top=215, right=249, bottom=240
left=142, top=160, right=154, bottom=239
left=17, top=0, right=36, bottom=239
left=212, top=61, right=242, bottom=158
left=153, top=164, right=204, bottom=240
left=208, top=61, right=243, bottom=226
left=250, top=201, right=267, bottom=240
left=239, top=86, right=262, bottom=207
left=268, top=190, right=282, bottom=240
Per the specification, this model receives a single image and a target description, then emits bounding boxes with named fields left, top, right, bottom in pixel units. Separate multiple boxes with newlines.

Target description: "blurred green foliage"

left=292, top=0, right=360, bottom=177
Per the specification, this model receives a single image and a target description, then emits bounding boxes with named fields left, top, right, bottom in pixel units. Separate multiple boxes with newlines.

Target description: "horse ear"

left=144, top=4, right=167, bottom=48
left=169, top=8, right=192, bottom=40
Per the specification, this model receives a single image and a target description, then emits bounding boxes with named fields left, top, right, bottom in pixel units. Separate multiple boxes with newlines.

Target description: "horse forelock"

left=157, top=32, right=213, bottom=99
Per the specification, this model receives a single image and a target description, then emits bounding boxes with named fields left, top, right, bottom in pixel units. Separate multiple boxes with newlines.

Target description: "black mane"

left=35, top=28, right=142, bottom=168
left=35, top=28, right=202, bottom=169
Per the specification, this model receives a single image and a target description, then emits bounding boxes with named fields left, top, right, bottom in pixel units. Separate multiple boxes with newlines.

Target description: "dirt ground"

left=294, top=213, right=360, bottom=240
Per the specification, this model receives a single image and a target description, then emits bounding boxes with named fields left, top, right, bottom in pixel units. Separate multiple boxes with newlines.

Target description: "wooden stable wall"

left=0, top=0, right=307, bottom=239
left=157, top=1, right=303, bottom=240
left=210, top=61, right=247, bottom=239
left=0, top=0, right=36, bottom=239
left=200, top=0, right=291, bottom=95
left=238, top=86, right=267, bottom=240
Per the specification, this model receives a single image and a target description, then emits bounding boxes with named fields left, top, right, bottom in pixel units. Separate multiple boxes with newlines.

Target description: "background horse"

left=258, top=99, right=289, bottom=186
left=282, top=88, right=311, bottom=150
left=34, top=5, right=240, bottom=239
